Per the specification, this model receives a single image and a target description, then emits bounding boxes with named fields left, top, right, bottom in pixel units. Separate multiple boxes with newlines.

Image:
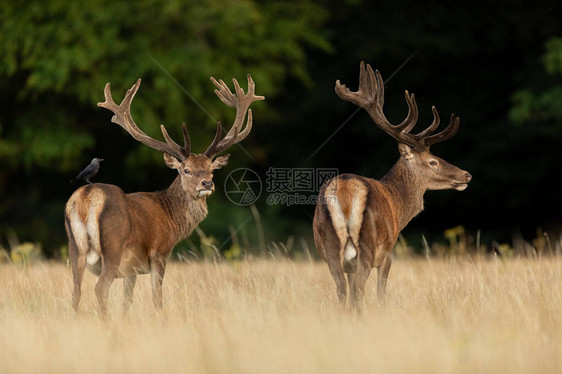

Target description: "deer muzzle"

left=197, top=190, right=213, bottom=197
left=452, top=172, right=472, bottom=191
left=196, top=180, right=214, bottom=198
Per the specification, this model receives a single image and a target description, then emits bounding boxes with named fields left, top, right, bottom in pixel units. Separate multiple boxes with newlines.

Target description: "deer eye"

left=429, top=160, right=438, bottom=167
left=183, top=169, right=191, bottom=175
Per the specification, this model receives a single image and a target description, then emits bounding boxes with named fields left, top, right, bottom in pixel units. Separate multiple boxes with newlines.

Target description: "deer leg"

left=377, top=255, right=392, bottom=304
left=95, top=263, right=117, bottom=318
left=346, top=271, right=357, bottom=306
left=67, top=218, right=86, bottom=313
left=71, top=250, right=86, bottom=313
left=349, top=260, right=372, bottom=312
left=327, top=257, right=347, bottom=306
left=150, top=255, right=167, bottom=310
left=123, top=274, right=137, bottom=315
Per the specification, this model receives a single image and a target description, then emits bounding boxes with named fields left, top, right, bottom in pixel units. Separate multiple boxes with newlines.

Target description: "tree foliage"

left=1, top=0, right=561, bottom=256
left=0, top=0, right=331, bottom=255
left=0, top=0, right=330, bottom=172
left=510, top=37, right=562, bottom=129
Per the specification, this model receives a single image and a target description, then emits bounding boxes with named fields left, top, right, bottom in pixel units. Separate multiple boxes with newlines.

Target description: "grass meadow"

left=1, top=256, right=562, bottom=373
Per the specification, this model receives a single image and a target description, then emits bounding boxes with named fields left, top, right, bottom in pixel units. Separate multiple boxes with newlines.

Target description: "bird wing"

left=75, top=163, right=96, bottom=180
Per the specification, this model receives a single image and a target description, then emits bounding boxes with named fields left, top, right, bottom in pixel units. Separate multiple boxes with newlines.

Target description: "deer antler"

left=97, top=79, right=191, bottom=160
left=335, top=61, right=459, bottom=152
left=204, top=74, right=264, bottom=157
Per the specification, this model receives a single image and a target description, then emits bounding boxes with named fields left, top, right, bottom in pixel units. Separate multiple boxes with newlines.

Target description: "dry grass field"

left=1, top=256, right=562, bottom=373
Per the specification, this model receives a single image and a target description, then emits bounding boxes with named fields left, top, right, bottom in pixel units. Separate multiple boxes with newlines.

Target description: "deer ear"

left=163, top=153, right=182, bottom=169
left=398, top=143, right=415, bottom=160
left=212, top=154, right=230, bottom=170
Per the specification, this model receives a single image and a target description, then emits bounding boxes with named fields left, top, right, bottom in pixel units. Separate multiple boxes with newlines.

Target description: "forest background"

left=1, top=0, right=561, bottom=259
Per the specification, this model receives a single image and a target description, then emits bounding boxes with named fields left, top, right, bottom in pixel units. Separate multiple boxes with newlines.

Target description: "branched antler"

left=97, top=79, right=191, bottom=160
left=335, top=61, right=459, bottom=152
left=204, top=74, right=264, bottom=157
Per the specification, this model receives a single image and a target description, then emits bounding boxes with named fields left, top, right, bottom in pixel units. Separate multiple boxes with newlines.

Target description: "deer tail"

left=324, top=178, right=368, bottom=273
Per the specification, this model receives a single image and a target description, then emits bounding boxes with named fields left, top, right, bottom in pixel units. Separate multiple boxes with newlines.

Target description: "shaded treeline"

left=1, top=0, right=561, bottom=256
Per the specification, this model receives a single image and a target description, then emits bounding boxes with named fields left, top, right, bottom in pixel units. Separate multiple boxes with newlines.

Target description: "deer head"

left=335, top=62, right=471, bottom=191
left=97, top=75, right=264, bottom=199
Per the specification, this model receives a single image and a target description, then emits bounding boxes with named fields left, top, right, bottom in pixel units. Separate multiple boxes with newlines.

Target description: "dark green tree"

left=0, top=0, right=331, bottom=256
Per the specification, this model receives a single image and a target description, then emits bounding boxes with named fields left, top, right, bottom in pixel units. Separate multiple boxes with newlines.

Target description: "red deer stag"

left=313, top=62, right=471, bottom=310
left=65, top=75, right=264, bottom=316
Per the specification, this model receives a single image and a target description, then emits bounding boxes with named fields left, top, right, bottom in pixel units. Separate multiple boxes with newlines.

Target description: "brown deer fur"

left=313, top=63, right=471, bottom=310
left=65, top=76, right=263, bottom=317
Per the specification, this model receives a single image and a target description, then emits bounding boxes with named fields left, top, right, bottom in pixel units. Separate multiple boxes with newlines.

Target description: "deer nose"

left=201, top=180, right=213, bottom=189
left=465, top=172, right=472, bottom=182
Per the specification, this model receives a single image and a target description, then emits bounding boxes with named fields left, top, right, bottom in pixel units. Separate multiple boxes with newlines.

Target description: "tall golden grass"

left=1, top=257, right=561, bottom=373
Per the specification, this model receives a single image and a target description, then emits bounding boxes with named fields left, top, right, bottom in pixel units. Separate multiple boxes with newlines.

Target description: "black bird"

left=70, top=158, right=104, bottom=184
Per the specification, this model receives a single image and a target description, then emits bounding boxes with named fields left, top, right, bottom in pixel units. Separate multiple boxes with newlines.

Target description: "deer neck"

left=381, top=159, right=426, bottom=231
left=159, top=176, right=209, bottom=241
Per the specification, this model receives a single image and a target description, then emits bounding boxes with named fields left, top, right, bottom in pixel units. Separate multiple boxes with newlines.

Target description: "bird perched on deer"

left=313, top=62, right=472, bottom=310
left=70, top=158, right=104, bottom=184
left=64, top=75, right=263, bottom=317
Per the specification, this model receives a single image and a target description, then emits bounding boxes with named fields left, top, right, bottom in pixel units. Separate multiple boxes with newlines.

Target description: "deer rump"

left=65, top=183, right=164, bottom=278
left=317, top=174, right=397, bottom=273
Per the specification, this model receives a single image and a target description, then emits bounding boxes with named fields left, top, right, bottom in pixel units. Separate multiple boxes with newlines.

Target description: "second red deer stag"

left=313, top=62, right=471, bottom=310
left=65, top=75, right=264, bottom=317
